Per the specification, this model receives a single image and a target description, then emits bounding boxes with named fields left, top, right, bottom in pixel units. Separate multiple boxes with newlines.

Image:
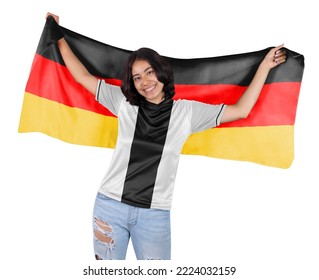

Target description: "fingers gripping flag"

left=18, top=17, right=304, bottom=168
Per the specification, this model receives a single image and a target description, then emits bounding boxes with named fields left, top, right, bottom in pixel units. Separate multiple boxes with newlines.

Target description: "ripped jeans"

left=92, top=192, right=171, bottom=260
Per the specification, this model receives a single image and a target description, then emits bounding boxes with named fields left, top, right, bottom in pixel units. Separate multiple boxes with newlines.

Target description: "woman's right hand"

left=46, top=12, right=59, bottom=24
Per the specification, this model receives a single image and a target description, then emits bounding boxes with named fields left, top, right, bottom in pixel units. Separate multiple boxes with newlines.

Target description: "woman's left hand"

left=262, top=44, right=286, bottom=70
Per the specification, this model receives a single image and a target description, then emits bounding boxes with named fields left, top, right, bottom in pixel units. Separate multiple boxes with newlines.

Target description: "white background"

left=1, top=0, right=318, bottom=279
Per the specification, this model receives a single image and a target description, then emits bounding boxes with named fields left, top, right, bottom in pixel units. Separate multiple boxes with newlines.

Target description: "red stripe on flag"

left=26, top=54, right=301, bottom=127
left=175, top=82, right=301, bottom=127
left=26, top=54, right=116, bottom=117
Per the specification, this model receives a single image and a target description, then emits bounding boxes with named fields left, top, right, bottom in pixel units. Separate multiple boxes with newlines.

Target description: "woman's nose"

left=141, top=75, right=148, bottom=85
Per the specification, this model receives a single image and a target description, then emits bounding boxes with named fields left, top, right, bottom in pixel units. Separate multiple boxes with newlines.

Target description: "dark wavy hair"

left=121, top=48, right=175, bottom=105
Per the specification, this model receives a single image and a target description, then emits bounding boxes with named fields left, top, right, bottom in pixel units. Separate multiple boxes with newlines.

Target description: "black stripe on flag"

left=38, top=17, right=304, bottom=87
left=121, top=99, right=173, bottom=208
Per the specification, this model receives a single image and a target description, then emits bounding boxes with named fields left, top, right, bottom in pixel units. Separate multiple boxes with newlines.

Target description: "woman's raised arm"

left=221, top=45, right=286, bottom=123
left=46, top=12, right=98, bottom=96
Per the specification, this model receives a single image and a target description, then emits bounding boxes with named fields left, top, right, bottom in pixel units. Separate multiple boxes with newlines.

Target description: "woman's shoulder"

left=173, top=98, right=196, bottom=107
left=172, top=99, right=194, bottom=112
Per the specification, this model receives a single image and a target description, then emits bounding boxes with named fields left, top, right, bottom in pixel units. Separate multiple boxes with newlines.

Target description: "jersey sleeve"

left=190, top=101, right=226, bottom=133
left=95, top=79, right=125, bottom=116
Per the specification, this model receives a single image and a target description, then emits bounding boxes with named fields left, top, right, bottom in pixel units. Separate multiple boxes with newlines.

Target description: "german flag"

left=18, top=17, right=304, bottom=168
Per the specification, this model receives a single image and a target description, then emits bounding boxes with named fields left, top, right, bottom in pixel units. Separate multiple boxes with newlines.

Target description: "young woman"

left=46, top=13, right=286, bottom=260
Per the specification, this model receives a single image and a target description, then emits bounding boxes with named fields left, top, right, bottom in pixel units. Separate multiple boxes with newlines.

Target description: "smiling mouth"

left=144, top=85, right=156, bottom=93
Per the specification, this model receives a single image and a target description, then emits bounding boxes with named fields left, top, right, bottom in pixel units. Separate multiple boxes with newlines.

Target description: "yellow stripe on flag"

left=19, top=92, right=294, bottom=168
left=18, top=92, right=118, bottom=148
left=182, top=125, right=294, bottom=168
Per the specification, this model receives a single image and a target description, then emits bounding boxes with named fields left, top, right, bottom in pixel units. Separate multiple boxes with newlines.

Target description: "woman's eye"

left=147, top=70, right=154, bottom=75
left=133, top=77, right=140, bottom=82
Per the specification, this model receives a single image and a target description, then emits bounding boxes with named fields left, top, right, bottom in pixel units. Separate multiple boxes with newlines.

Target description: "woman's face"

left=132, top=59, right=164, bottom=104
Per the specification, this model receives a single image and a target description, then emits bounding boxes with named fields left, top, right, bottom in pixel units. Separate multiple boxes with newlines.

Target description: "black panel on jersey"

left=121, top=99, right=173, bottom=208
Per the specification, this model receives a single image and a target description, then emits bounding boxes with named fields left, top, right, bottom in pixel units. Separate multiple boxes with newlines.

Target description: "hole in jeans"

left=94, top=217, right=115, bottom=258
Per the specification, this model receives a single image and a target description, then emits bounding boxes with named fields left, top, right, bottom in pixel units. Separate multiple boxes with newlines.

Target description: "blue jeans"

left=92, top=192, right=171, bottom=260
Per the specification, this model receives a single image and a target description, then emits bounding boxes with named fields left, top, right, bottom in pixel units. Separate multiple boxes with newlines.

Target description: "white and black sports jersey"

left=96, top=80, right=226, bottom=210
